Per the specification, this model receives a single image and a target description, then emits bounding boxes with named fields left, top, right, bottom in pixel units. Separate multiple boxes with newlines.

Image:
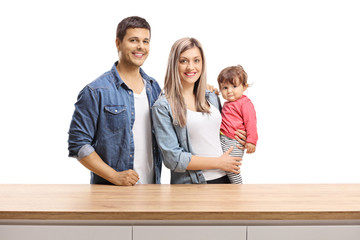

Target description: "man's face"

left=117, top=28, right=150, bottom=68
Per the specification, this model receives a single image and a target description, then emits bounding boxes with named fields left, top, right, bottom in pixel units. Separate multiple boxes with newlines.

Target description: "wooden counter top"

left=1, top=184, right=360, bottom=221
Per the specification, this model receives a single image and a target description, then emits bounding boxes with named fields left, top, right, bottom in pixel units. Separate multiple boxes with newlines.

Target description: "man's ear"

left=115, top=38, right=121, bottom=52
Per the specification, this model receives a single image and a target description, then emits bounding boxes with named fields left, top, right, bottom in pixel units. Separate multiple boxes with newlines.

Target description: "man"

left=68, top=16, right=162, bottom=186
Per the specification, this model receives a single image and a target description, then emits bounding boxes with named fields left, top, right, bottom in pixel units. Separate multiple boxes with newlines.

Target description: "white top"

left=132, top=83, right=154, bottom=184
left=186, top=104, right=226, bottom=181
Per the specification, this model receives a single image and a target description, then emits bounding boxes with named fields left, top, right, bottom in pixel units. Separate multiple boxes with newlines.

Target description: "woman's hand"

left=206, top=84, right=220, bottom=95
left=218, top=146, right=242, bottom=174
left=234, top=129, right=247, bottom=149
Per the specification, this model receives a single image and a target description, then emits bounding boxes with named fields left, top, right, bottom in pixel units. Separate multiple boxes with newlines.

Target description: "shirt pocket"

left=104, top=105, right=127, bottom=133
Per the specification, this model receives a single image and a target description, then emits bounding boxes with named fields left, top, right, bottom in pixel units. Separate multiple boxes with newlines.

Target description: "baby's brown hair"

left=217, top=65, right=248, bottom=87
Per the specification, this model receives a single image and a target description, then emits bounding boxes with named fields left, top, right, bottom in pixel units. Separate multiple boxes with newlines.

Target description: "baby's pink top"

left=220, top=95, right=258, bottom=145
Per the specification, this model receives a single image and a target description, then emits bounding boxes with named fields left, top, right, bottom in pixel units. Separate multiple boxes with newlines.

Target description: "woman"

left=152, top=37, right=246, bottom=184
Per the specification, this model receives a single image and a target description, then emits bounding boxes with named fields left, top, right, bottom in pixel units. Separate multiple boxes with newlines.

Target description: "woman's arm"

left=152, top=99, right=192, bottom=173
left=187, top=146, right=241, bottom=174
left=152, top=98, right=241, bottom=174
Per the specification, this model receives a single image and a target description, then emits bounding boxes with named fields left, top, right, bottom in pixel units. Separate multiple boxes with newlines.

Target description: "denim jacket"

left=151, top=91, right=222, bottom=184
left=68, top=62, right=162, bottom=184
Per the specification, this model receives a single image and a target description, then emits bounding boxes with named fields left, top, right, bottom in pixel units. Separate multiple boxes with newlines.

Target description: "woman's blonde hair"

left=163, top=37, right=209, bottom=127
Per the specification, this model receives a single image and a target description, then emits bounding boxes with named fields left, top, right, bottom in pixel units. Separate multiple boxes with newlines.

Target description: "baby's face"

left=220, top=80, right=247, bottom=102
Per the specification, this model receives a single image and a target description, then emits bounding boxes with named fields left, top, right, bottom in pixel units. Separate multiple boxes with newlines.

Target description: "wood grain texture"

left=1, top=184, right=359, bottom=220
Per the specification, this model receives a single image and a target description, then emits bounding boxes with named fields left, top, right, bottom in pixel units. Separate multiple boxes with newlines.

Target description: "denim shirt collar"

left=111, top=61, right=155, bottom=89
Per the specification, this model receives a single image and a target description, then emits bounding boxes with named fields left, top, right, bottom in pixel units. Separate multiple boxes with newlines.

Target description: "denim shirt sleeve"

left=68, top=85, right=99, bottom=160
left=206, top=90, right=222, bottom=112
left=152, top=98, right=192, bottom=173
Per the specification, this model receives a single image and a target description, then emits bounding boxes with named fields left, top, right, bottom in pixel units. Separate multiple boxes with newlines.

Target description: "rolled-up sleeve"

left=68, top=86, right=99, bottom=160
left=152, top=101, right=192, bottom=173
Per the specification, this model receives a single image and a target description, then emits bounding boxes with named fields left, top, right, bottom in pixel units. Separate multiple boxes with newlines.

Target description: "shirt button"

left=115, top=110, right=118, bottom=113
left=130, top=154, right=133, bottom=158
left=131, top=112, right=134, bottom=115
left=129, top=91, right=132, bottom=95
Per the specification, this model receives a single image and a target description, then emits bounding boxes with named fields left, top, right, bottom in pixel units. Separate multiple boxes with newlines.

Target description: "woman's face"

left=178, top=47, right=203, bottom=87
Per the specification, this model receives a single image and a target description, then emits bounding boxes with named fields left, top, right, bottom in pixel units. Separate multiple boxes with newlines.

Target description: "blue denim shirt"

left=68, top=62, right=162, bottom=184
left=151, top=91, right=222, bottom=184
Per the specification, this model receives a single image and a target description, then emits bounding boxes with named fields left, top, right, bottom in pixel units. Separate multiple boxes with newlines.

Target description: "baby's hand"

left=245, top=143, right=256, bottom=154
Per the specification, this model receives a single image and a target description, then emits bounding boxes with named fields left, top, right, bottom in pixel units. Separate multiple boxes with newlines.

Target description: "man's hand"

left=79, top=151, right=139, bottom=186
left=111, top=170, right=139, bottom=186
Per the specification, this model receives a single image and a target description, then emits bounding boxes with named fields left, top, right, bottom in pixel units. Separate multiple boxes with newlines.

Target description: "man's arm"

left=69, top=86, right=138, bottom=186
left=79, top=152, right=139, bottom=186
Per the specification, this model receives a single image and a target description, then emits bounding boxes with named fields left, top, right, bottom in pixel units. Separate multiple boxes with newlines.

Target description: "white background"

left=1, top=0, right=359, bottom=184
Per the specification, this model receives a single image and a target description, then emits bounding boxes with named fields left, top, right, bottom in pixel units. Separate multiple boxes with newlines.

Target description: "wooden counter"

left=1, top=184, right=360, bottom=221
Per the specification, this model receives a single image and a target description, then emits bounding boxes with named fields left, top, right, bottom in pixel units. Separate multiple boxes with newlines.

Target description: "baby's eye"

left=233, top=85, right=237, bottom=88
left=223, top=87, right=228, bottom=90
